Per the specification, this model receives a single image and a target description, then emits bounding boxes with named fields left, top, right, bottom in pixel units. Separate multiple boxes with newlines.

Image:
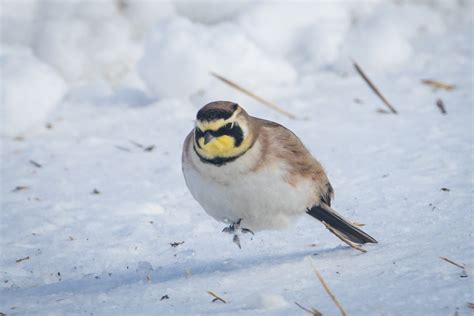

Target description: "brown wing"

left=253, top=117, right=334, bottom=205
left=253, top=119, right=376, bottom=244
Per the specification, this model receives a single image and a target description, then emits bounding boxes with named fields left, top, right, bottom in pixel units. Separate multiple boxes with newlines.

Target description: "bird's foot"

left=222, top=218, right=254, bottom=249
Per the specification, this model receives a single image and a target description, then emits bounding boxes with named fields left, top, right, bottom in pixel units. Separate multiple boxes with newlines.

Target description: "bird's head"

left=193, top=101, right=254, bottom=163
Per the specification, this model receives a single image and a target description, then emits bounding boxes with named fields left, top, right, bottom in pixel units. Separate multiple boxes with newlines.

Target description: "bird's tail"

left=307, top=204, right=377, bottom=244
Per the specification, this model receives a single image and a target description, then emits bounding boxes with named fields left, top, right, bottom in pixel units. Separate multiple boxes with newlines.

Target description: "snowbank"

left=238, top=2, right=357, bottom=71
left=33, top=2, right=140, bottom=85
left=339, top=3, right=447, bottom=73
left=138, top=16, right=297, bottom=99
left=0, top=46, right=67, bottom=137
left=1, top=0, right=468, bottom=103
left=6, top=0, right=173, bottom=86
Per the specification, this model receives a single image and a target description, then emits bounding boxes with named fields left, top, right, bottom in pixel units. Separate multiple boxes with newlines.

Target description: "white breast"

left=182, top=139, right=315, bottom=231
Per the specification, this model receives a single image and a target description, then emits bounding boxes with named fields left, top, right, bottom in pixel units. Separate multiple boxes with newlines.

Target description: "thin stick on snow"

left=310, top=260, right=348, bottom=316
left=352, top=60, right=398, bottom=114
left=207, top=290, right=227, bottom=303
left=440, top=256, right=465, bottom=269
left=29, top=160, right=42, bottom=168
left=322, top=221, right=367, bottom=253
left=210, top=72, right=297, bottom=119
left=12, top=186, right=29, bottom=192
left=295, top=302, right=323, bottom=316
left=436, top=98, right=447, bottom=114
left=421, top=79, right=455, bottom=91
left=15, top=256, right=30, bottom=263
left=129, top=140, right=144, bottom=148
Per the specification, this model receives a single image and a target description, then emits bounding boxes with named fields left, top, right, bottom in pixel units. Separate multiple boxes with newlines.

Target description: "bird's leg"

left=222, top=219, right=241, bottom=248
left=222, top=218, right=254, bottom=249
left=232, top=234, right=241, bottom=249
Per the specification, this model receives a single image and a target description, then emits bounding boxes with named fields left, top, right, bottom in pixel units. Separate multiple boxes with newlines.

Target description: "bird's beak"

left=203, top=131, right=215, bottom=145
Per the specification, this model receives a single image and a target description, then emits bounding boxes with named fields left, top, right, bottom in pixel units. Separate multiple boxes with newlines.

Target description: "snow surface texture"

left=1, top=1, right=473, bottom=315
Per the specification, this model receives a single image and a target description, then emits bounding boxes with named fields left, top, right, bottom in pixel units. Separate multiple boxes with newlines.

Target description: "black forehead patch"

left=196, top=102, right=238, bottom=121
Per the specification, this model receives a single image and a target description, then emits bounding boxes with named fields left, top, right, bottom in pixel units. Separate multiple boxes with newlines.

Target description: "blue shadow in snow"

left=1, top=245, right=352, bottom=299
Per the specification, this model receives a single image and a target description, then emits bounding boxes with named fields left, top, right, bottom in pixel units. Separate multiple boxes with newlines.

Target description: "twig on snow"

left=440, top=256, right=465, bottom=269
left=170, top=241, right=185, bottom=248
left=12, top=186, right=29, bottom=192
left=310, top=260, right=348, bottom=316
left=16, top=256, right=30, bottom=263
left=421, top=79, right=455, bottom=91
left=130, top=140, right=155, bottom=152
left=295, top=302, right=323, bottom=316
left=352, top=60, right=398, bottom=114
left=129, top=140, right=144, bottom=148
left=207, top=290, right=227, bottom=303
left=29, top=160, right=42, bottom=168
left=115, top=145, right=131, bottom=152
left=210, top=72, right=297, bottom=119
left=436, top=98, right=447, bottom=114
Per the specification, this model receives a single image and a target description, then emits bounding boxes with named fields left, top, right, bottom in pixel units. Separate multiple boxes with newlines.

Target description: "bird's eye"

left=225, top=121, right=238, bottom=130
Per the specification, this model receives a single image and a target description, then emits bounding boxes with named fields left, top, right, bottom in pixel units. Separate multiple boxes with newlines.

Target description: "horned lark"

left=182, top=101, right=377, bottom=248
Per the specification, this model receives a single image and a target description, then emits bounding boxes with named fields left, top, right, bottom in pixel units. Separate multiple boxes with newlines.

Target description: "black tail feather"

left=307, top=204, right=377, bottom=244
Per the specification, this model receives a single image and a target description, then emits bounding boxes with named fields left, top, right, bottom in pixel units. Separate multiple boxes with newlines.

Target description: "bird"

left=182, top=101, right=377, bottom=249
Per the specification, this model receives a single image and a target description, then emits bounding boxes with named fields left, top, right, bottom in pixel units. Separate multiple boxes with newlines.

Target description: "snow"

left=0, top=0, right=40, bottom=47
left=33, top=5, right=141, bottom=85
left=0, top=1, right=473, bottom=315
left=257, top=293, right=290, bottom=310
left=0, top=46, right=67, bottom=137
left=238, top=2, right=355, bottom=70
left=339, top=3, right=447, bottom=74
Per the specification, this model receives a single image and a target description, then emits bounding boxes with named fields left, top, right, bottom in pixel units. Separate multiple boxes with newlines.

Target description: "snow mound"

left=33, top=17, right=140, bottom=85
left=0, top=46, right=67, bottom=137
left=341, top=17, right=413, bottom=73
left=30, top=1, right=144, bottom=85
left=339, top=3, right=446, bottom=73
left=237, top=2, right=378, bottom=72
left=2, top=0, right=176, bottom=87
left=138, top=17, right=297, bottom=99
left=120, top=0, right=175, bottom=40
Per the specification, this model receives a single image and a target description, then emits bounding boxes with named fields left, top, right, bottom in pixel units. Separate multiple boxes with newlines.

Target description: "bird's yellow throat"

left=194, top=120, right=252, bottom=160
left=197, top=135, right=251, bottom=159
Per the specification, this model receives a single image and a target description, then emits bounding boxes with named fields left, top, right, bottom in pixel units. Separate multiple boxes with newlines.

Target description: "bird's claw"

left=241, top=228, right=254, bottom=235
left=233, top=235, right=241, bottom=249
left=222, top=218, right=254, bottom=249
left=222, top=226, right=233, bottom=234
